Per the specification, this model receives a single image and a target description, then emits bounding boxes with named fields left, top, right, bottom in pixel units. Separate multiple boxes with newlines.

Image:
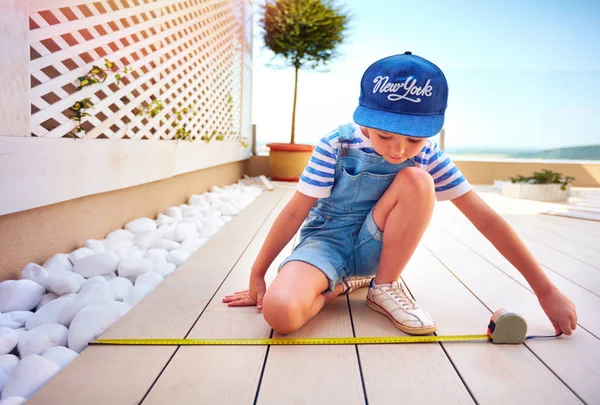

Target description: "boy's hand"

left=222, top=273, right=267, bottom=311
left=537, top=287, right=578, bottom=335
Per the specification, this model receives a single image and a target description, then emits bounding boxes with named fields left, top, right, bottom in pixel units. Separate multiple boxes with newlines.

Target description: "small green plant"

left=66, top=98, right=94, bottom=138
left=78, top=59, right=132, bottom=89
left=171, top=105, right=196, bottom=142
left=138, top=99, right=164, bottom=118
left=510, top=169, right=574, bottom=191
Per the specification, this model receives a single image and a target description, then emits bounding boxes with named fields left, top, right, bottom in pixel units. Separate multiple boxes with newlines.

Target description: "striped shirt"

left=297, top=124, right=471, bottom=201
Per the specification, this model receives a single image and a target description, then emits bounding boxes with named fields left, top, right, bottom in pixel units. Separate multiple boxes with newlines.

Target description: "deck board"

left=25, top=186, right=600, bottom=404
left=349, top=279, right=474, bottom=404
left=142, top=189, right=296, bottom=404
left=422, top=223, right=600, bottom=404
left=27, top=189, right=286, bottom=405
left=432, top=202, right=600, bottom=338
left=403, top=245, right=582, bottom=404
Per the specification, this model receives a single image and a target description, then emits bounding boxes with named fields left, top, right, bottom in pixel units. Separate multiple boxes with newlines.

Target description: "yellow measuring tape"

left=93, top=334, right=490, bottom=346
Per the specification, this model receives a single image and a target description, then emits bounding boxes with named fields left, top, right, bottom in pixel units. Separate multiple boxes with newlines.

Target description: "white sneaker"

left=366, top=279, right=437, bottom=335
left=340, top=276, right=373, bottom=295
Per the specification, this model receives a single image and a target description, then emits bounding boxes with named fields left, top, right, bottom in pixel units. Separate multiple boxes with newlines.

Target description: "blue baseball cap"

left=353, top=52, right=448, bottom=137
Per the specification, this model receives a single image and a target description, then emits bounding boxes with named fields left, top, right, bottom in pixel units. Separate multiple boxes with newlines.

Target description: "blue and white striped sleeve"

left=417, top=140, right=471, bottom=201
left=297, top=136, right=337, bottom=198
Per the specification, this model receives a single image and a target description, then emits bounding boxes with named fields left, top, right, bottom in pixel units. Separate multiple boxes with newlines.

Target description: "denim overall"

left=280, top=124, right=415, bottom=292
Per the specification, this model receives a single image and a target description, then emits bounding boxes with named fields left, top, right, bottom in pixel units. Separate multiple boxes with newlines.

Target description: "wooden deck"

left=28, top=186, right=600, bottom=405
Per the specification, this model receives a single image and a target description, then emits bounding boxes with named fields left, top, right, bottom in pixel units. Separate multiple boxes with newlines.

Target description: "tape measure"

left=93, top=309, right=559, bottom=346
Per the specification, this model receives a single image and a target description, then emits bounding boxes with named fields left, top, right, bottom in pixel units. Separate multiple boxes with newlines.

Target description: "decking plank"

left=27, top=189, right=285, bottom=404
left=142, top=189, right=296, bottom=404
left=432, top=202, right=600, bottom=338
left=422, top=223, right=600, bottom=404
left=404, top=245, right=582, bottom=405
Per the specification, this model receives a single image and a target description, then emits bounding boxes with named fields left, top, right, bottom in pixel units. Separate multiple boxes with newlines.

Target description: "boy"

left=223, top=52, right=577, bottom=336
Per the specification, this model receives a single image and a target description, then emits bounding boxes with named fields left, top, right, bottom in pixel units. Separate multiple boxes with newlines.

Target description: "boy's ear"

left=359, top=126, right=370, bottom=138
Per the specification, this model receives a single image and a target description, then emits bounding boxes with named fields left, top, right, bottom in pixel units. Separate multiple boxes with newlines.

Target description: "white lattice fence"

left=0, top=0, right=252, bottom=216
left=28, top=0, right=244, bottom=141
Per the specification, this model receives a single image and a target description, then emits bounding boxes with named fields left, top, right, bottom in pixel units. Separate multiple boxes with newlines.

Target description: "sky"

left=251, top=0, right=600, bottom=151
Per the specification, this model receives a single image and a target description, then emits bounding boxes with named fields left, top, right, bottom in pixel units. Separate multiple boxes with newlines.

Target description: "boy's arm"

left=251, top=191, right=318, bottom=278
left=451, top=190, right=578, bottom=335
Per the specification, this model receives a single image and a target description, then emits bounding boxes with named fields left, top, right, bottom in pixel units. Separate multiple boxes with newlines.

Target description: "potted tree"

left=259, top=0, right=350, bottom=181
left=502, top=169, right=575, bottom=201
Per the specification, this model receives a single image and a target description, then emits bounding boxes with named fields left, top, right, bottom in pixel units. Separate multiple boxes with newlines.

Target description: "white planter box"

left=501, top=182, right=571, bottom=202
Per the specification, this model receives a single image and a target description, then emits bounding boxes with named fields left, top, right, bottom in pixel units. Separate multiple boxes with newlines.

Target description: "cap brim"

left=353, top=105, right=444, bottom=137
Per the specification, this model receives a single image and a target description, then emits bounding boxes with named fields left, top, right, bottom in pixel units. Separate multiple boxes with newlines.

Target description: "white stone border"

left=0, top=137, right=251, bottom=216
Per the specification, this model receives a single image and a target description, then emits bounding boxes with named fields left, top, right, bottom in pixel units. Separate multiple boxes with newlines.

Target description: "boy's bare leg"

left=372, top=167, right=436, bottom=284
left=262, top=261, right=344, bottom=334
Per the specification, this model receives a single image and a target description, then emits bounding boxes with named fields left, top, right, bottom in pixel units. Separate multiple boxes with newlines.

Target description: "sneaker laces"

left=385, top=281, right=418, bottom=310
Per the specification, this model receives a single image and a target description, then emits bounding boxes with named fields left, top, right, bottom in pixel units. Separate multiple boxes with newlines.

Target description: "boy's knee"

left=396, top=167, right=435, bottom=198
left=262, top=290, right=303, bottom=335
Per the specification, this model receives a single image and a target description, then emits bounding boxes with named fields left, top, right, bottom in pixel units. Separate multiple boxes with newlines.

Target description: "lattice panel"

left=29, top=0, right=245, bottom=141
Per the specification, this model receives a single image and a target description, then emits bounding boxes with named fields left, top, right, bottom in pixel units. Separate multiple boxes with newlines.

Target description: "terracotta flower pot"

left=266, top=143, right=315, bottom=182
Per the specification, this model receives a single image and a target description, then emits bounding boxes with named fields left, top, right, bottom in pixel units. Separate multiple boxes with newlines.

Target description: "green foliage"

left=78, top=59, right=132, bottom=89
left=260, top=0, right=350, bottom=143
left=138, top=99, right=164, bottom=118
left=67, top=98, right=94, bottom=138
left=261, top=0, right=349, bottom=70
left=172, top=105, right=195, bottom=142
left=510, top=169, right=575, bottom=191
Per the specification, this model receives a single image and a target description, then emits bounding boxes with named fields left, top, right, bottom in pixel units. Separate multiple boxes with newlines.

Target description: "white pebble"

left=149, top=239, right=180, bottom=251
left=188, top=194, right=206, bottom=206
left=68, top=302, right=130, bottom=353
left=68, top=247, right=95, bottom=266
left=81, top=275, right=109, bottom=290
left=84, top=239, right=106, bottom=253
left=153, top=262, right=176, bottom=278
left=0, top=313, right=32, bottom=330
left=42, top=254, right=73, bottom=273
left=0, top=354, right=19, bottom=375
left=105, top=229, right=134, bottom=243
left=182, top=207, right=201, bottom=218
left=135, top=273, right=163, bottom=290
left=20, top=263, right=49, bottom=290
left=0, top=397, right=27, bottom=405
left=101, top=272, right=117, bottom=281
left=164, top=207, right=183, bottom=221
left=46, top=271, right=85, bottom=296
left=58, top=283, right=113, bottom=327
left=217, top=203, right=240, bottom=216
left=173, top=222, right=198, bottom=242
left=166, top=249, right=191, bottom=266
left=205, top=193, right=220, bottom=204
left=204, top=209, right=222, bottom=218
left=117, top=258, right=153, bottom=278
left=41, top=346, right=78, bottom=369
left=25, top=296, right=74, bottom=330
left=180, top=238, right=207, bottom=253
left=36, top=293, right=58, bottom=311
left=17, top=324, right=68, bottom=358
left=73, top=252, right=119, bottom=278
left=0, top=328, right=18, bottom=356
left=105, top=239, right=135, bottom=257
left=108, top=277, right=133, bottom=302
left=156, top=213, right=175, bottom=227
left=144, top=248, right=168, bottom=263
left=222, top=216, right=234, bottom=223
left=156, top=224, right=176, bottom=241
left=133, top=231, right=159, bottom=250
left=125, top=217, right=157, bottom=234
left=0, top=280, right=45, bottom=312
left=1, top=354, right=59, bottom=399
left=123, top=285, right=152, bottom=307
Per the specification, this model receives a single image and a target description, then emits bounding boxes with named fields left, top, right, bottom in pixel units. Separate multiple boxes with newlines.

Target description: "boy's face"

left=362, top=127, right=428, bottom=164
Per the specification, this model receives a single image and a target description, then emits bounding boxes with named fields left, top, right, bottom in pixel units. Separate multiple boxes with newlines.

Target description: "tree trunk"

left=291, top=65, right=299, bottom=144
